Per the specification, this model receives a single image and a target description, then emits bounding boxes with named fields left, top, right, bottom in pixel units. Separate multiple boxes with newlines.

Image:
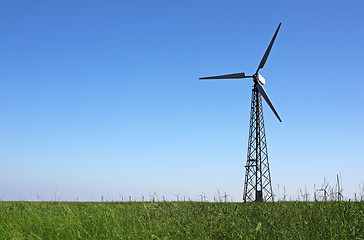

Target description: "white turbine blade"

left=255, top=82, right=282, bottom=122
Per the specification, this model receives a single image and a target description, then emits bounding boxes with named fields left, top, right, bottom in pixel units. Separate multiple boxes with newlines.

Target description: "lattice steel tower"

left=243, top=86, right=273, bottom=202
left=200, top=23, right=282, bottom=202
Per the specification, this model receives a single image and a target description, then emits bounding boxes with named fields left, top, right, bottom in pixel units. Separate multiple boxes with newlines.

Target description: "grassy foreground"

left=0, top=201, right=363, bottom=239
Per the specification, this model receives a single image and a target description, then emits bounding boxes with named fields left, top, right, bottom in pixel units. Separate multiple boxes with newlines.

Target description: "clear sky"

left=1, top=1, right=363, bottom=201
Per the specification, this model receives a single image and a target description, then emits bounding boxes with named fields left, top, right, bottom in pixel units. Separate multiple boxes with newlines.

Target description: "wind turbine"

left=200, top=193, right=206, bottom=202
left=175, top=193, right=180, bottom=202
left=222, top=192, right=229, bottom=202
left=336, top=174, right=343, bottom=201
left=200, top=23, right=282, bottom=202
left=319, top=178, right=329, bottom=201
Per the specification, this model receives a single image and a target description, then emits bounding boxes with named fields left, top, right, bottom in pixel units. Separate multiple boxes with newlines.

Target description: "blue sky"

left=1, top=1, right=363, bottom=201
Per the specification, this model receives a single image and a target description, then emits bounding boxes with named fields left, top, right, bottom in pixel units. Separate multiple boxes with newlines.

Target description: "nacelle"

left=257, top=74, right=265, bottom=85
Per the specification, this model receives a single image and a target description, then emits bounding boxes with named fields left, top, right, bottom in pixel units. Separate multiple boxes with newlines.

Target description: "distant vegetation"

left=0, top=201, right=362, bottom=239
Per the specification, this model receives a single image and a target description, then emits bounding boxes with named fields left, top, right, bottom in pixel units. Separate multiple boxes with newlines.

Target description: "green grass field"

left=0, top=201, right=363, bottom=239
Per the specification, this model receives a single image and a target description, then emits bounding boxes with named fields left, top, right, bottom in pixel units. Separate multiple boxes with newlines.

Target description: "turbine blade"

left=199, top=72, right=247, bottom=80
left=256, top=23, right=281, bottom=74
left=255, top=82, right=282, bottom=122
